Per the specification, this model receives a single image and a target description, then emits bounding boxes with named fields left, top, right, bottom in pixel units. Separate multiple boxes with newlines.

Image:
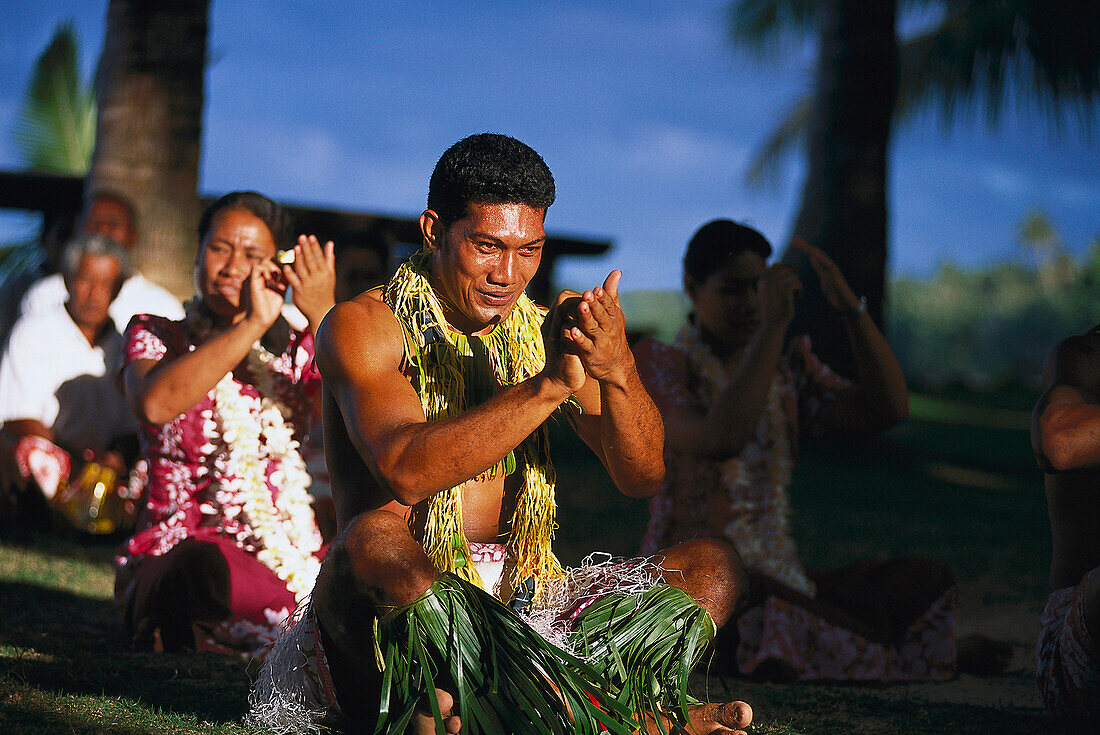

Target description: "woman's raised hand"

left=790, top=237, right=860, bottom=314
left=283, top=234, right=336, bottom=330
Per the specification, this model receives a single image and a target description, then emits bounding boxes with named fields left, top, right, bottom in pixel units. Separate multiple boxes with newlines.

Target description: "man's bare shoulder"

left=1043, top=327, right=1100, bottom=394
left=315, top=290, right=404, bottom=378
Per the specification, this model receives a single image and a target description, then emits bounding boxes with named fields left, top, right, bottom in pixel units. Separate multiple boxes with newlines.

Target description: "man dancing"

left=249, top=133, right=752, bottom=734
left=1032, top=326, right=1100, bottom=732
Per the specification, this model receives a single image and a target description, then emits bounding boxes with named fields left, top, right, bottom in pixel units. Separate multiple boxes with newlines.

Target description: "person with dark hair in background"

left=333, top=228, right=390, bottom=302
left=17, top=191, right=184, bottom=328
left=633, top=219, right=973, bottom=682
left=249, top=134, right=753, bottom=735
left=114, top=191, right=334, bottom=657
left=1032, top=329, right=1100, bottom=731
left=0, top=235, right=137, bottom=532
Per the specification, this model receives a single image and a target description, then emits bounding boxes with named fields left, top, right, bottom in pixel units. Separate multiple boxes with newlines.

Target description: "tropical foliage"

left=890, top=212, right=1100, bottom=390
left=730, top=0, right=1100, bottom=184
left=13, top=21, right=96, bottom=175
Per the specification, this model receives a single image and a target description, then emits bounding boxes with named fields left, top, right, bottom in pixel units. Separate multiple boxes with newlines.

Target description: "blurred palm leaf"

left=731, top=0, right=1100, bottom=186
left=14, top=21, right=97, bottom=175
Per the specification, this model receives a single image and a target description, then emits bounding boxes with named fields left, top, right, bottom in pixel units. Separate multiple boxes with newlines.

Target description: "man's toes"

left=711, top=701, right=752, bottom=728
left=444, top=714, right=461, bottom=733
left=434, top=687, right=455, bottom=715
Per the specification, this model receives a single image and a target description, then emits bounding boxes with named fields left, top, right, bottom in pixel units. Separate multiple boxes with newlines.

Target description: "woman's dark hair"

left=427, top=133, right=556, bottom=227
left=198, top=191, right=292, bottom=252
left=683, top=219, right=772, bottom=284
left=197, top=191, right=293, bottom=353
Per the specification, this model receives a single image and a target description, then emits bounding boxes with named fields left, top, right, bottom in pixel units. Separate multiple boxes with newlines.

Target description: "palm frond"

left=13, top=21, right=97, bottom=175
left=570, top=583, right=716, bottom=734
left=897, top=1, right=1100, bottom=130
left=376, top=574, right=637, bottom=734
left=745, top=93, right=813, bottom=188
left=727, top=0, right=820, bottom=55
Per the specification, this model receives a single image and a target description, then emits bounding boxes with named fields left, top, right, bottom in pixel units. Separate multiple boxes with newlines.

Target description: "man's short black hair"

left=684, top=219, right=773, bottom=284
left=427, top=133, right=556, bottom=227
left=86, top=189, right=138, bottom=231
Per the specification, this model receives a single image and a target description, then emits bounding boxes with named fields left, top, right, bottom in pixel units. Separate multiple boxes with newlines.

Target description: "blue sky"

left=2, top=1, right=1097, bottom=292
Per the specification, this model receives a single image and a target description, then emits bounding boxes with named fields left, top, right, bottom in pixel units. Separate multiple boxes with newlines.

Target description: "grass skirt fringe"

left=245, top=597, right=331, bottom=735
left=247, top=559, right=716, bottom=735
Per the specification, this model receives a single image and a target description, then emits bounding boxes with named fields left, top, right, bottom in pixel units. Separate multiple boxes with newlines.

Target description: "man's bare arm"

left=0, top=419, right=53, bottom=442
left=315, top=297, right=580, bottom=506
left=559, top=272, right=665, bottom=499
left=1033, top=335, right=1100, bottom=473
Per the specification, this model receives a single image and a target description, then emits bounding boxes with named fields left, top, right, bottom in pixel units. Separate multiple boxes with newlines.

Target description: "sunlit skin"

left=195, top=208, right=279, bottom=324
left=422, top=202, right=546, bottom=335
left=313, top=198, right=751, bottom=734
left=124, top=203, right=335, bottom=427
left=1032, top=327, right=1100, bottom=649
left=83, top=198, right=136, bottom=250
left=65, top=253, right=124, bottom=345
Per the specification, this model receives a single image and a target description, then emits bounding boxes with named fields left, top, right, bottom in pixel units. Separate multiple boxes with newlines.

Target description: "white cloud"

left=977, top=163, right=1030, bottom=199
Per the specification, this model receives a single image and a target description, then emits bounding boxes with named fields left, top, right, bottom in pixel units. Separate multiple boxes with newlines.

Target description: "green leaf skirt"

left=374, top=572, right=715, bottom=734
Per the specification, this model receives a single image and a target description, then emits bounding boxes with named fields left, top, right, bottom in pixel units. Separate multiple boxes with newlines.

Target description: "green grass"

left=0, top=538, right=258, bottom=734
left=0, top=389, right=1059, bottom=734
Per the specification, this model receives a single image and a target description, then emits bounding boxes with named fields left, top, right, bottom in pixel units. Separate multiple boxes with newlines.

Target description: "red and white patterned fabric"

left=634, top=330, right=958, bottom=682
left=634, top=332, right=846, bottom=593
left=1038, top=566, right=1100, bottom=723
left=13, top=434, right=70, bottom=499
left=115, top=314, right=322, bottom=651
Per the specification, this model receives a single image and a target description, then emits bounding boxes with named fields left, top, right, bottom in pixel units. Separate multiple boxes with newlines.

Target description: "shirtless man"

left=249, top=134, right=752, bottom=734
left=1032, top=327, right=1100, bottom=730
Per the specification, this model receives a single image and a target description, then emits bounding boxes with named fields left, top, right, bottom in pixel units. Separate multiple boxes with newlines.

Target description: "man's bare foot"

left=410, top=688, right=461, bottom=734
left=643, top=700, right=753, bottom=735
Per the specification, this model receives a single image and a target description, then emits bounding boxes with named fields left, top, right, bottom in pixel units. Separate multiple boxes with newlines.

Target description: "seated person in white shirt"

left=19, top=192, right=185, bottom=327
left=0, top=235, right=139, bottom=531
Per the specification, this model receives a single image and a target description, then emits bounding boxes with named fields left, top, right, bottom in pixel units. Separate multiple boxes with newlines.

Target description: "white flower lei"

left=186, top=299, right=322, bottom=602
left=674, top=324, right=815, bottom=596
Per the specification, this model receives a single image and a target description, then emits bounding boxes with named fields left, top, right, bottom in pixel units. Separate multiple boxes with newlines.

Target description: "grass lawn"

left=0, top=391, right=1060, bottom=734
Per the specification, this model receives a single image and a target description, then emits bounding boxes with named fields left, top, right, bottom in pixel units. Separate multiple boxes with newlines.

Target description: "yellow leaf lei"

left=382, top=249, right=569, bottom=603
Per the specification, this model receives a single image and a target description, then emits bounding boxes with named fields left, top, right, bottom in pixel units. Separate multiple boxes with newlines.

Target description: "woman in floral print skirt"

left=115, top=192, right=335, bottom=657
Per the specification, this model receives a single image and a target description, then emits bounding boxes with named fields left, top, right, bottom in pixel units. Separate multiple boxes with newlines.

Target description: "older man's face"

left=66, top=254, right=122, bottom=333
left=83, top=198, right=135, bottom=250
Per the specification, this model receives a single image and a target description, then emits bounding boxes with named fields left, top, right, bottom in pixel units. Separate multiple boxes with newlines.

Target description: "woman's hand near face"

left=758, top=263, right=801, bottom=330
left=242, top=259, right=286, bottom=331
left=283, top=235, right=336, bottom=333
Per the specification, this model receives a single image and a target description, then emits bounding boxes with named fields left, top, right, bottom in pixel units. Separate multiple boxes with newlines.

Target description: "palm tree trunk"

left=86, top=0, right=210, bottom=300
left=783, top=0, right=897, bottom=377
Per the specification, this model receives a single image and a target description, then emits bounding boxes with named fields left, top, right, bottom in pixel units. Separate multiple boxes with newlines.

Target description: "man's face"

left=66, top=253, right=123, bottom=333
left=425, top=202, right=546, bottom=335
left=687, top=250, right=766, bottom=351
left=83, top=198, right=136, bottom=250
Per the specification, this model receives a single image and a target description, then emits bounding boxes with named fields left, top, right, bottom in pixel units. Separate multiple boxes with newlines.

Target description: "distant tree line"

left=888, top=213, right=1100, bottom=391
